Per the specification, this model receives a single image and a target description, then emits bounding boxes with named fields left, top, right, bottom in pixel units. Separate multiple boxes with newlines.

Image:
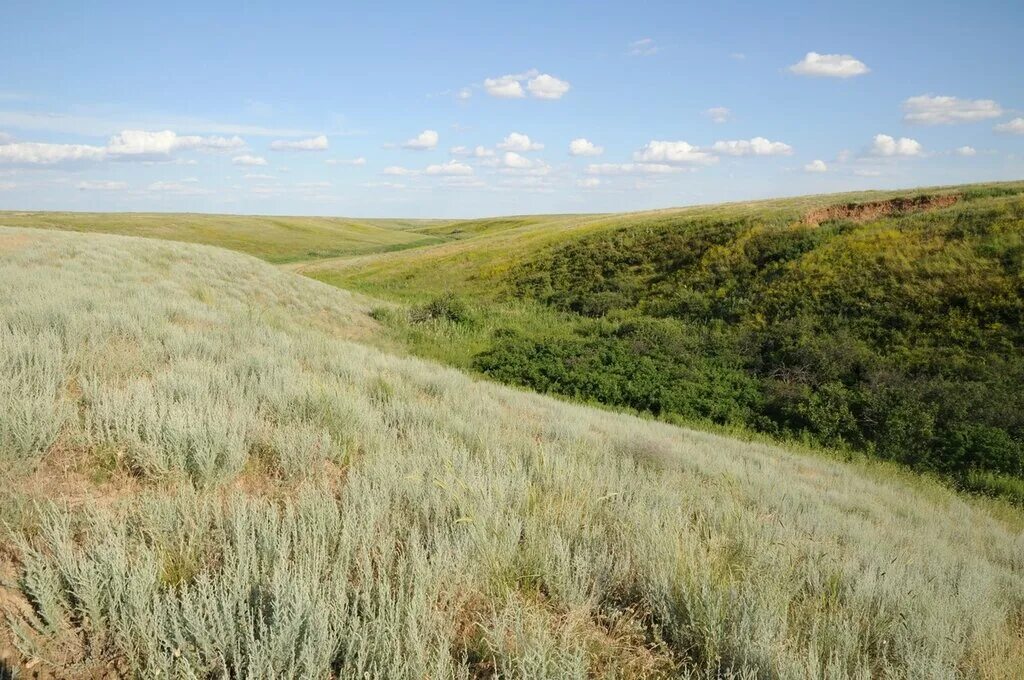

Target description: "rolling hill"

left=0, top=211, right=447, bottom=263
left=296, top=182, right=1024, bottom=500
left=1, top=226, right=1022, bottom=677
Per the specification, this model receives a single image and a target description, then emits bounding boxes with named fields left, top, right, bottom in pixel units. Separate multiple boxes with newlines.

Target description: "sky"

left=1, top=0, right=1023, bottom=218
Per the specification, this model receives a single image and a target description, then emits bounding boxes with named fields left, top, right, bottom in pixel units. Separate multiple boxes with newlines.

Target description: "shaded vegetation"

left=464, top=189, right=1024, bottom=494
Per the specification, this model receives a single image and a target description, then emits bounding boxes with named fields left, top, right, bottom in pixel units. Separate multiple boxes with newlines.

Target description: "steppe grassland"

left=0, top=226, right=1022, bottom=678
left=0, top=211, right=444, bottom=263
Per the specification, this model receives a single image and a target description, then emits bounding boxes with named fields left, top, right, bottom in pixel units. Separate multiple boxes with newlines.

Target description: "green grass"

left=0, top=211, right=446, bottom=263
left=1, top=226, right=1022, bottom=677
left=307, top=181, right=1024, bottom=498
left=300, top=182, right=1024, bottom=300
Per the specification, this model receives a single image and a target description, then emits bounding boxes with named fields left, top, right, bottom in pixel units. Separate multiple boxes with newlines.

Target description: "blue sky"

left=1, top=0, right=1022, bottom=217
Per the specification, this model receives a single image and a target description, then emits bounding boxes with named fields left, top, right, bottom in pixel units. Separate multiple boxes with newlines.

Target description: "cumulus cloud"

left=576, top=177, right=601, bottom=188
left=628, top=38, right=658, bottom=56
left=705, top=107, right=731, bottom=123
left=501, top=151, right=533, bottom=169
left=527, top=74, right=571, bottom=100
left=712, top=137, right=793, bottom=156
left=325, top=157, right=366, bottom=166
left=232, top=154, right=267, bottom=166
left=995, top=117, right=1024, bottom=134
left=804, top=159, right=828, bottom=173
left=497, top=132, right=544, bottom=152
left=483, top=70, right=570, bottom=100
left=789, top=52, right=869, bottom=78
left=77, top=180, right=128, bottom=191
left=0, top=128, right=249, bottom=165
left=586, top=162, right=684, bottom=175
left=569, top=138, right=603, bottom=156
left=425, top=160, right=473, bottom=176
left=868, top=134, right=923, bottom=157
left=633, top=140, right=717, bottom=165
left=0, top=141, right=107, bottom=164
left=269, top=135, right=329, bottom=151
left=955, top=146, right=977, bottom=156
left=484, top=72, right=528, bottom=98
left=402, top=129, right=439, bottom=150
left=107, top=130, right=244, bottom=156
left=902, top=95, right=1003, bottom=124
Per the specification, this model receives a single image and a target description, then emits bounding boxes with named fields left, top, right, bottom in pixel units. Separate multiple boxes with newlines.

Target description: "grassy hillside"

left=298, top=184, right=1018, bottom=299
left=2, top=226, right=1022, bottom=678
left=0, top=211, right=445, bottom=263
left=316, top=183, right=1024, bottom=499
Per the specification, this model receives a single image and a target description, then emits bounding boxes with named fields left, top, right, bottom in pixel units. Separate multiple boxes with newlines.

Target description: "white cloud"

left=804, top=159, right=828, bottom=173
left=502, top=151, right=533, bottom=169
left=902, top=95, right=1003, bottom=124
left=0, top=181, right=15, bottom=190
left=712, top=137, right=793, bottom=156
left=576, top=177, right=601, bottom=188
left=107, top=130, right=244, bottom=156
left=730, top=52, right=746, bottom=61
left=402, top=129, right=439, bottom=150
left=587, top=162, right=684, bottom=175
left=955, top=146, right=977, bottom=156
left=473, top=146, right=494, bottom=158
left=360, top=181, right=406, bottom=189
left=705, top=107, right=731, bottom=124
left=269, top=135, right=329, bottom=151
left=383, top=165, right=418, bottom=176
left=484, top=72, right=531, bottom=98
left=995, top=117, right=1024, bottom=134
left=527, top=74, right=571, bottom=100
left=456, top=88, right=472, bottom=101
left=854, top=169, right=882, bottom=177
left=569, top=138, right=603, bottom=156
left=232, top=154, right=267, bottom=166
left=77, top=180, right=127, bottom=191
left=325, top=157, right=366, bottom=166
left=869, top=134, right=923, bottom=157
left=0, top=110, right=316, bottom=138
left=450, top=146, right=469, bottom=156
left=633, top=140, right=717, bottom=165
left=628, top=38, right=658, bottom=56
left=497, top=132, right=544, bottom=152
left=789, top=52, right=869, bottom=78
left=0, top=132, right=10, bottom=143
left=425, top=160, right=473, bottom=176
left=296, top=181, right=332, bottom=188
left=0, top=141, right=107, bottom=164
left=482, top=70, right=570, bottom=100
left=243, top=173, right=275, bottom=180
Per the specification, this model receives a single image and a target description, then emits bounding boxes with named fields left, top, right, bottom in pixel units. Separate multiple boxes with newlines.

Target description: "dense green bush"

left=409, top=293, right=474, bottom=325
left=479, top=192, right=1024, bottom=485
